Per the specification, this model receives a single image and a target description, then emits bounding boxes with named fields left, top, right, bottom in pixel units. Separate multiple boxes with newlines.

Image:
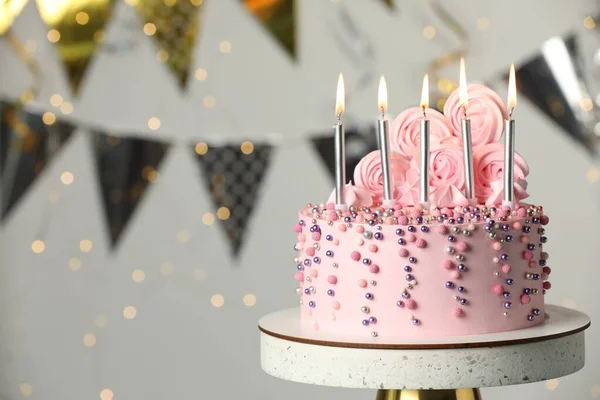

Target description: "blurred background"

left=0, top=0, right=600, bottom=399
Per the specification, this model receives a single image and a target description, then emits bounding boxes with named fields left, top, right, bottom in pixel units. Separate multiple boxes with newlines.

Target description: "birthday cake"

left=292, top=75, right=551, bottom=338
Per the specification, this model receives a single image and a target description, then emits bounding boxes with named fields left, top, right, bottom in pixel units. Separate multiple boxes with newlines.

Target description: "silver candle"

left=377, top=76, right=393, bottom=205
left=504, top=63, right=517, bottom=206
left=459, top=58, right=475, bottom=201
left=334, top=73, right=346, bottom=208
left=419, top=74, right=430, bottom=205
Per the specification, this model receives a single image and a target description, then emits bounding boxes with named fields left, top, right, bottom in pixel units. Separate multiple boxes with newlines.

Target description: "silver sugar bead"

left=406, top=283, right=413, bottom=289
left=361, top=306, right=370, bottom=313
left=327, top=221, right=333, bottom=226
left=349, top=205, right=356, bottom=212
left=456, top=254, right=465, bottom=262
left=370, top=280, right=377, bottom=286
left=488, top=232, right=497, bottom=239
left=295, top=288, right=301, bottom=295
left=503, top=312, right=509, bottom=317
left=306, top=277, right=312, bottom=282
left=494, top=223, right=500, bottom=229
left=452, top=227, right=460, bottom=234
left=453, top=295, right=459, bottom=300
left=446, top=246, right=455, bottom=254
left=313, top=243, right=320, bottom=250
left=494, top=272, right=500, bottom=277
left=363, top=231, right=373, bottom=239
left=382, top=212, right=390, bottom=217
left=346, top=223, right=352, bottom=228
left=309, top=286, right=315, bottom=293
left=332, top=263, right=339, bottom=268
left=462, top=229, right=470, bottom=236
left=377, top=225, right=383, bottom=230
left=371, top=331, right=378, bottom=337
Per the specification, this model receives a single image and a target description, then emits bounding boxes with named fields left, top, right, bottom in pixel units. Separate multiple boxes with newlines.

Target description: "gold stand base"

left=376, top=388, right=482, bottom=400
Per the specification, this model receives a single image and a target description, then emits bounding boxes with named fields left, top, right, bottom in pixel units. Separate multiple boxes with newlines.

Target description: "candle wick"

left=462, top=105, right=468, bottom=119
left=509, top=107, right=514, bottom=119
left=337, top=113, right=341, bottom=122
left=422, top=106, right=427, bottom=118
left=380, top=107, right=385, bottom=120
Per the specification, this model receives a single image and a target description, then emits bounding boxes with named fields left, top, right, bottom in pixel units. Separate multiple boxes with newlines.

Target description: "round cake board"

left=259, top=305, right=590, bottom=399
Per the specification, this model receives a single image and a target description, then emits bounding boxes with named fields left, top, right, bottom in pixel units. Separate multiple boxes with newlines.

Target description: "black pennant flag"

left=0, top=102, right=74, bottom=219
left=92, top=132, right=169, bottom=247
left=193, top=141, right=272, bottom=257
left=241, top=0, right=296, bottom=58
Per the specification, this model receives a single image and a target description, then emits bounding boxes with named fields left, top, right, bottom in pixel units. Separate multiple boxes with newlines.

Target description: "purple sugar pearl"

left=506, top=278, right=514, bottom=285
left=406, top=274, right=414, bottom=281
left=396, top=300, right=405, bottom=307
left=404, top=266, right=412, bottom=272
left=437, top=216, right=445, bottom=223
left=362, top=258, right=371, bottom=266
left=503, top=291, right=511, bottom=298
left=368, top=316, right=377, bottom=324
left=303, top=259, right=311, bottom=267
left=487, top=219, right=496, bottom=226
left=310, top=225, right=320, bottom=232
left=502, top=224, right=510, bottom=232
left=505, top=235, right=513, bottom=242
left=408, top=226, right=416, bottom=233
left=532, top=274, right=540, bottom=280
left=374, top=232, right=383, bottom=240
left=500, top=254, right=509, bottom=261
left=457, top=264, right=466, bottom=272
left=456, top=217, right=464, bottom=224
left=308, top=301, right=316, bottom=308
left=527, top=315, right=535, bottom=321
left=402, top=292, right=410, bottom=299
left=326, top=235, right=333, bottom=241
left=463, top=207, right=470, bottom=213
left=532, top=217, right=540, bottom=224
left=398, top=238, right=406, bottom=245
left=523, top=288, right=531, bottom=295
left=299, top=220, right=305, bottom=226
left=327, top=289, right=335, bottom=296
left=523, top=226, right=531, bottom=233
left=473, top=207, right=480, bottom=213
left=539, top=259, right=547, bottom=266
left=448, top=235, right=456, bottom=242
left=344, top=217, right=351, bottom=223
left=304, top=288, right=310, bottom=295
left=527, top=244, right=536, bottom=251
left=362, top=319, right=369, bottom=326
left=490, top=207, right=497, bottom=213
left=541, top=236, right=548, bottom=244
left=445, top=281, right=454, bottom=289
left=532, top=308, right=540, bottom=316
left=313, top=257, right=321, bottom=264
left=448, top=218, right=456, bottom=224
left=460, top=298, right=468, bottom=305
left=484, top=226, right=492, bottom=233
left=421, top=226, right=429, bottom=233
left=395, top=229, right=404, bottom=236
left=326, top=250, right=334, bottom=257
left=441, top=213, right=448, bottom=220
left=412, top=319, right=420, bottom=325
left=458, top=286, right=465, bottom=293
left=368, top=219, right=376, bottom=226
left=296, top=265, right=303, bottom=271
left=364, top=208, right=372, bottom=214
left=504, top=301, right=512, bottom=309
left=408, top=257, right=417, bottom=264
left=365, top=293, right=373, bottom=300
left=416, top=216, right=424, bottom=224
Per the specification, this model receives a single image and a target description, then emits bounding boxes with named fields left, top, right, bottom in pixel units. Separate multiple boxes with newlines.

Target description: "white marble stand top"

left=259, top=305, right=590, bottom=390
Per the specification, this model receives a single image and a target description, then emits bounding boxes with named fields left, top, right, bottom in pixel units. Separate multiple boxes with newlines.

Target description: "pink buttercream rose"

left=473, top=143, right=529, bottom=205
left=444, top=83, right=507, bottom=147
left=397, top=169, right=420, bottom=207
left=354, top=150, right=408, bottom=204
left=390, top=107, right=453, bottom=159
left=410, top=141, right=469, bottom=208
left=327, top=183, right=373, bottom=207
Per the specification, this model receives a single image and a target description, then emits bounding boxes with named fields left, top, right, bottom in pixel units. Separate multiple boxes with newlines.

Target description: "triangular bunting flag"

left=193, top=141, right=272, bottom=257
left=92, top=132, right=169, bottom=247
left=241, top=0, right=296, bottom=58
left=379, top=0, right=395, bottom=9
left=311, top=126, right=377, bottom=182
left=0, top=0, right=28, bottom=35
left=0, top=102, right=74, bottom=219
left=35, top=0, right=117, bottom=94
left=131, top=0, right=202, bottom=89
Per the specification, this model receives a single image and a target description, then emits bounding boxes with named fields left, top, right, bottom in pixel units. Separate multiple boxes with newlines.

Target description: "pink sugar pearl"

left=326, top=213, right=337, bottom=221
left=358, top=279, right=367, bottom=288
left=492, top=241, right=502, bottom=251
left=306, top=247, right=315, bottom=256
left=529, top=261, right=537, bottom=268
left=406, top=233, right=416, bottom=243
left=456, top=241, right=468, bottom=252
left=501, top=264, right=511, bottom=274
left=356, top=215, right=365, bottom=223
left=295, top=272, right=304, bottom=282
left=312, top=232, right=321, bottom=241
left=398, top=248, right=409, bottom=257
left=520, top=294, right=531, bottom=304
left=543, top=281, right=552, bottom=290
left=350, top=251, right=361, bottom=261
left=394, top=210, right=404, bottom=217
left=385, top=217, right=394, bottom=224
left=368, top=244, right=378, bottom=253
left=416, top=238, right=427, bottom=248
left=512, top=221, right=522, bottom=230
left=450, top=270, right=460, bottom=279
left=406, top=299, right=417, bottom=309
left=543, top=266, right=552, bottom=275
left=355, top=225, right=365, bottom=233
left=369, top=264, right=380, bottom=274
left=437, top=225, right=449, bottom=235
left=520, top=235, right=530, bottom=244
left=492, top=284, right=504, bottom=295
left=522, top=251, right=534, bottom=260
left=356, top=238, right=364, bottom=246
left=452, top=308, right=464, bottom=318
left=309, top=269, right=318, bottom=278
left=467, top=223, right=475, bottom=231
left=541, top=215, right=549, bottom=225
left=327, top=275, right=338, bottom=284
left=443, top=260, right=454, bottom=270
left=293, top=224, right=302, bottom=233
left=332, top=301, right=340, bottom=310
left=338, top=224, right=347, bottom=232
left=517, top=207, right=527, bottom=217
left=398, top=216, right=409, bottom=225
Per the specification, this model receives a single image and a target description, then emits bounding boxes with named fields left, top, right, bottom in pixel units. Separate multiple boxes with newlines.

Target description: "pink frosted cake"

left=292, top=83, right=551, bottom=338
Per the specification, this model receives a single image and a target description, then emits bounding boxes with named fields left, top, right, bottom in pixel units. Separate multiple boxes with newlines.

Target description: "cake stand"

left=259, top=305, right=590, bottom=399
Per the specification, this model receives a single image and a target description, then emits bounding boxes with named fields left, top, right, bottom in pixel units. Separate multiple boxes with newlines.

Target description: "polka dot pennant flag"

left=0, top=102, right=75, bottom=220
left=241, top=0, right=296, bottom=59
left=92, top=131, right=170, bottom=247
left=193, top=141, right=273, bottom=258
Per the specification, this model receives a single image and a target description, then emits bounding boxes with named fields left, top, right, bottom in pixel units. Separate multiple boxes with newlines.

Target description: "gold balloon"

left=242, top=0, right=295, bottom=58
left=131, top=0, right=202, bottom=89
left=36, top=0, right=117, bottom=94
left=0, top=0, right=29, bottom=35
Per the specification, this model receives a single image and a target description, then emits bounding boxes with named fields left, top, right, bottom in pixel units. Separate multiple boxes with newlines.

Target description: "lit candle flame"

left=507, top=63, right=517, bottom=116
left=420, top=74, right=429, bottom=110
left=378, top=75, right=388, bottom=115
left=459, top=57, right=468, bottom=111
left=335, top=73, right=345, bottom=118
